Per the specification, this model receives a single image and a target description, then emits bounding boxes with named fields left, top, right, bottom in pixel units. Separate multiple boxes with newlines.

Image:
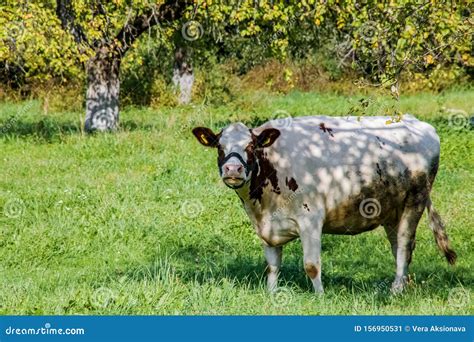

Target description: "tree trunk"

left=84, top=46, right=121, bottom=133
left=56, top=0, right=188, bottom=132
left=172, top=47, right=194, bottom=105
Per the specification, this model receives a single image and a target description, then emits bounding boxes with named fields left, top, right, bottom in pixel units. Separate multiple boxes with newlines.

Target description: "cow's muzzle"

left=223, top=176, right=245, bottom=189
left=220, top=152, right=250, bottom=189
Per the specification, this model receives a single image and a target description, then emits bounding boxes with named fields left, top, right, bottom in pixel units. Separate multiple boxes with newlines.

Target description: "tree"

left=1, top=0, right=471, bottom=128
left=1, top=1, right=299, bottom=131
left=55, top=0, right=188, bottom=132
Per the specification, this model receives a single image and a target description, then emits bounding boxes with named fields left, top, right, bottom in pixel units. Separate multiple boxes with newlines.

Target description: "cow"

left=192, top=115, right=457, bottom=293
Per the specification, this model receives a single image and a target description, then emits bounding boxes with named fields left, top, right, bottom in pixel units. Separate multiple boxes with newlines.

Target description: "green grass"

left=0, top=89, right=473, bottom=315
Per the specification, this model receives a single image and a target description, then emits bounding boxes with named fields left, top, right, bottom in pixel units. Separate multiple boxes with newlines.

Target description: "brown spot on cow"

left=304, top=263, right=319, bottom=279
left=376, top=162, right=390, bottom=186
left=303, top=203, right=310, bottom=212
left=285, top=177, right=299, bottom=192
left=376, top=136, right=385, bottom=149
left=247, top=138, right=281, bottom=203
left=376, top=163, right=382, bottom=176
left=319, top=123, right=334, bottom=137
left=376, top=163, right=383, bottom=182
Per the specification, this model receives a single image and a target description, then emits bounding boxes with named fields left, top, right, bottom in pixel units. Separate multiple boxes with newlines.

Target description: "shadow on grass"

left=0, top=117, right=160, bottom=141
left=0, top=118, right=81, bottom=142
left=122, top=239, right=473, bottom=297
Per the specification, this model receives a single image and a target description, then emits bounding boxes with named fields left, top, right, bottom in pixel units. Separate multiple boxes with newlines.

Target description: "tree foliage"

left=1, top=1, right=472, bottom=94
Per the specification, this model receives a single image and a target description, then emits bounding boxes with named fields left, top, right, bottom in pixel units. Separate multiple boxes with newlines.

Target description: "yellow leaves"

left=425, top=54, right=434, bottom=65
left=337, top=18, right=345, bottom=29
left=403, top=25, right=416, bottom=37
left=385, top=113, right=403, bottom=125
left=283, top=67, right=295, bottom=90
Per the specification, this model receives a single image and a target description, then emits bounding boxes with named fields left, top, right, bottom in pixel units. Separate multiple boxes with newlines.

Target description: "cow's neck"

left=235, top=149, right=281, bottom=206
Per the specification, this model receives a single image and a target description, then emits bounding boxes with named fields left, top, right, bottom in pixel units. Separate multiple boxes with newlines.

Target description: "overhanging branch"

left=56, top=0, right=89, bottom=45
left=114, top=0, right=188, bottom=56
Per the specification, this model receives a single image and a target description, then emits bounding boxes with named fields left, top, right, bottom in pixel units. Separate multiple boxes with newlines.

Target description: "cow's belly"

left=257, top=216, right=299, bottom=247
left=322, top=187, right=403, bottom=235
left=322, top=220, right=381, bottom=235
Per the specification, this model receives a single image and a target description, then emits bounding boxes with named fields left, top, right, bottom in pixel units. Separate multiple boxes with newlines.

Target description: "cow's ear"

left=192, top=127, right=219, bottom=147
left=255, top=128, right=280, bottom=148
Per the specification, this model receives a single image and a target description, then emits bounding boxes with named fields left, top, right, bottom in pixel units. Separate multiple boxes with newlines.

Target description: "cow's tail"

left=426, top=197, right=457, bottom=265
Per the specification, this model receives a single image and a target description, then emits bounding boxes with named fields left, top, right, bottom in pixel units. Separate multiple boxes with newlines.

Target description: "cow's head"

left=192, top=123, right=280, bottom=189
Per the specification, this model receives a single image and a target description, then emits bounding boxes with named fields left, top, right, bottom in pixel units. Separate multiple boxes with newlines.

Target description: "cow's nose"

left=224, top=164, right=244, bottom=174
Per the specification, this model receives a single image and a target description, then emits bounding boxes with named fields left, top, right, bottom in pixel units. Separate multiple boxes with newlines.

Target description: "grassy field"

left=0, top=89, right=473, bottom=315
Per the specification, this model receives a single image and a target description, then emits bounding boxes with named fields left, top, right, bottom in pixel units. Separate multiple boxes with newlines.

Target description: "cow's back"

left=252, top=115, right=440, bottom=234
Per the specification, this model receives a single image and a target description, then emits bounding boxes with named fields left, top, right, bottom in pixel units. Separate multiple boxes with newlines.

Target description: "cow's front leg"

left=300, top=218, right=324, bottom=293
left=264, top=245, right=282, bottom=293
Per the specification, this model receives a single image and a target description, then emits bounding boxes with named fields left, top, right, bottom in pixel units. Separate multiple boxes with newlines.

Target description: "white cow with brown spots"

left=192, top=115, right=456, bottom=293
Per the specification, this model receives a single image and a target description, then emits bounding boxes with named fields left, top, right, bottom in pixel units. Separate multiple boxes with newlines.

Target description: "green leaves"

left=0, top=0, right=471, bottom=92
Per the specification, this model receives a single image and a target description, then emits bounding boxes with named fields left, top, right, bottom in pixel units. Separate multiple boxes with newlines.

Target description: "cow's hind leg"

left=264, top=245, right=282, bottom=293
left=300, top=218, right=324, bottom=293
left=383, top=224, right=398, bottom=260
left=391, top=204, right=425, bottom=293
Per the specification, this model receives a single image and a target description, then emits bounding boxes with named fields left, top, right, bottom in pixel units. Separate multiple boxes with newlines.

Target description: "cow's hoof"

left=314, top=289, right=324, bottom=295
left=390, top=276, right=408, bottom=294
left=267, top=281, right=278, bottom=294
left=313, top=285, right=324, bottom=295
